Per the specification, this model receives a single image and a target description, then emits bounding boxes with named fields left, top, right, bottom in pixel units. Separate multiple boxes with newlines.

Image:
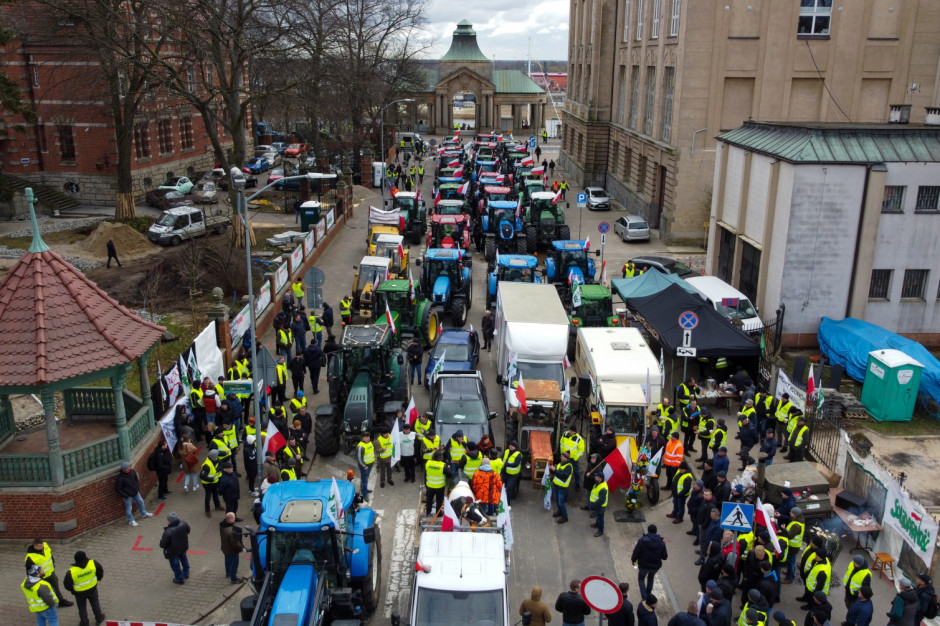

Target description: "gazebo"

left=0, top=189, right=165, bottom=539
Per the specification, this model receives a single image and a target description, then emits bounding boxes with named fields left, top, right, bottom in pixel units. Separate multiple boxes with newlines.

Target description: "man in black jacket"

left=481, top=310, right=495, bottom=351
left=303, top=343, right=324, bottom=394
left=607, top=582, right=635, bottom=626
left=696, top=489, right=717, bottom=548
left=218, top=462, right=241, bottom=519
left=555, top=579, right=592, bottom=625
left=63, top=550, right=105, bottom=626
left=670, top=601, right=707, bottom=626
left=406, top=338, right=423, bottom=385
left=631, top=524, right=669, bottom=602
left=287, top=353, right=307, bottom=396
left=702, top=588, right=732, bottom=626
left=115, top=461, right=153, bottom=527
left=153, top=441, right=174, bottom=501
left=159, top=512, right=191, bottom=584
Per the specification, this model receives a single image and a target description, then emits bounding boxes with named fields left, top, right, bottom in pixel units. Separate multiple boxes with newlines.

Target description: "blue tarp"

left=611, top=271, right=699, bottom=300
left=818, top=317, right=940, bottom=405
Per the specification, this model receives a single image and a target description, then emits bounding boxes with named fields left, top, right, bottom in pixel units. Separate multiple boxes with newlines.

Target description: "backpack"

left=146, top=450, right=157, bottom=471
left=925, top=594, right=938, bottom=619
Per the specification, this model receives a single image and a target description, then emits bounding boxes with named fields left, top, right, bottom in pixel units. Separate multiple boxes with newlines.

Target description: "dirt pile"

left=57, top=221, right=159, bottom=262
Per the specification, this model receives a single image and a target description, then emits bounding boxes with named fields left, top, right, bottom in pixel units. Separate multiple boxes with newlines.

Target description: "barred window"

left=881, top=186, right=904, bottom=213
left=901, top=269, right=928, bottom=299
left=868, top=269, right=891, bottom=299
left=157, top=119, right=173, bottom=154
left=134, top=122, right=151, bottom=159
left=57, top=125, right=75, bottom=161
left=915, top=186, right=940, bottom=214
left=180, top=117, right=194, bottom=150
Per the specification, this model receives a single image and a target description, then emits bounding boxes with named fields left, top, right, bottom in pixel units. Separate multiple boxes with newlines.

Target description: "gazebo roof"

left=441, top=20, right=490, bottom=62
left=0, top=207, right=165, bottom=387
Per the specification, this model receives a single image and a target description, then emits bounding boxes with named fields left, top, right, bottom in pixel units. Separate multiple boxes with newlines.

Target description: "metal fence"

left=808, top=404, right=843, bottom=472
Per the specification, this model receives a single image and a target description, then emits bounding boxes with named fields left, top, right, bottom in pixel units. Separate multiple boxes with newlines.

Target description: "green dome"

left=441, top=20, right=489, bottom=62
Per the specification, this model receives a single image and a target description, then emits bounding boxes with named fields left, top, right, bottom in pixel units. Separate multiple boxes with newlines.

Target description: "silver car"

left=585, top=186, right=611, bottom=210
left=614, top=215, right=650, bottom=242
left=193, top=181, right=219, bottom=204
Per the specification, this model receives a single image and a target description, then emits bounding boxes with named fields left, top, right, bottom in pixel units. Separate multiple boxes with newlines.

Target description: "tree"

left=0, top=15, right=35, bottom=127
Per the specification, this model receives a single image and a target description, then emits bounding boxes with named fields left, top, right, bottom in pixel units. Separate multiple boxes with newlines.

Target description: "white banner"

left=775, top=369, right=806, bottom=412
left=885, top=481, right=939, bottom=565
left=316, top=218, right=326, bottom=239
left=290, top=244, right=304, bottom=274
left=165, top=364, right=183, bottom=405
left=368, top=205, right=399, bottom=225
left=230, top=303, right=251, bottom=347
left=255, top=281, right=271, bottom=317
left=275, top=262, right=289, bottom=292
left=194, top=321, right=224, bottom=383
left=326, top=208, right=335, bottom=230
left=304, top=229, right=315, bottom=257
left=159, top=397, right=186, bottom=452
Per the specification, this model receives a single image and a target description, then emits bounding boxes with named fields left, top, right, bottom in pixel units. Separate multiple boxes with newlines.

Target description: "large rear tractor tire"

left=314, top=411, right=340, bottom=457
left=515, top=235, right=527, bottom=255
left=360, top=527, right=382, bottom=613
left=420, top=305, right=441, bottom=348
left=451, top=297, right=468, bottom=327
left=558, top=225, right=571, bottom=241
left=484, top=237, right=496, bottom=262
left=411, top=228, right=422, bottom=246
left=525, top=225, right=538, bottom=253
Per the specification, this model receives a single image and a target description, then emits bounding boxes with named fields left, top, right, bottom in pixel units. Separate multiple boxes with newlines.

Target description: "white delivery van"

left=685, top=275, right=763, bottom=335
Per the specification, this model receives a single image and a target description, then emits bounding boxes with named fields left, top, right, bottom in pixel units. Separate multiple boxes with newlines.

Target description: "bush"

left=120, top=216, right=156, bottom=234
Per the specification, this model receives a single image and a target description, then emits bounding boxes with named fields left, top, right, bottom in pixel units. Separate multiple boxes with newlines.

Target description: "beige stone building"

left=560, top=0, right=940, bottom=244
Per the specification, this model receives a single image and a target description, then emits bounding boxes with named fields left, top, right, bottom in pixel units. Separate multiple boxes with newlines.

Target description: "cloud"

left=423, top=9, right=569, bottom=61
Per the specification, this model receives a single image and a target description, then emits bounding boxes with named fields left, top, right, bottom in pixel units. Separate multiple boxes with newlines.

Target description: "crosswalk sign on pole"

left=720, top=502, right=754, bottom=532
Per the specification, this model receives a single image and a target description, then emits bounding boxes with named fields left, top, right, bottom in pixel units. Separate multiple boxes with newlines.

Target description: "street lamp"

left=379, top=98, right=415, bottom=208
left=230, top=167, right=325, bottom=487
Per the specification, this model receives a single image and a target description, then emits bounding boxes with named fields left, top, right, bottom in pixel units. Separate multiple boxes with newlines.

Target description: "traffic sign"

left=676, top=346, right=697, bottom=357
left=720, top=502, right=755, bottom=532
left=529, top=136, right=537, bottom=149
left=678, top=311, right=699, bottom=330
left=576, top=192, right=587, bottom=208
left=600, top=233, right=606, bottom=246
left=598, top=221, right=610, bottom=234
left=581, top=576, right=623, bottom=614
left=682, top=329, right=692, bottom=347
left=20, top=157, right=29, bottom=165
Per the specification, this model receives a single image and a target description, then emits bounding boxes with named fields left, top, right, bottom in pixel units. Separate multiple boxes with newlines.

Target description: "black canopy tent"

left=624, top=284, right=760, bottom=358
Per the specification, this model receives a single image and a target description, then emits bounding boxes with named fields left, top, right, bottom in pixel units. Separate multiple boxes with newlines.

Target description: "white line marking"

left=384, top=508, right=418, bottom=618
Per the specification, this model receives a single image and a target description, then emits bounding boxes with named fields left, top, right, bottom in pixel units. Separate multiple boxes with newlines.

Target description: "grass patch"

left=855, top=408, right=940, bottom=436
left=4, top=225, right=96, bottom=250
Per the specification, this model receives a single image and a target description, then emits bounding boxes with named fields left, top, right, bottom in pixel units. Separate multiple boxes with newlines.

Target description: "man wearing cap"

left=357, top=432, right=375, bottom=502
left=219, top=512, right=245, bottom=585
left=887, top=578, right=918, bottom=626
left=663, top=431, right=685, bottom=491
left=200, top=449, right=224, bottom=517
left=737, top=412, right=760, bottom=470
left=682, top=397, right=702, bottom=454
left=804, top=592, right=832, bottom=626
left=789, top=416, right=810, bottom=462
left=703, top=588, right=732, bottom=626
left=915, top=572, right=935, bottom=625
left=280, top=457, right=299, bottom=482
left=22, top=562, right=59, bottom=625
left=799, top=549, right=832, bottom=609
left=159, top=512, right=191, bottom=584
left=587, top=472, right=609, bottom=537
left=773, top=611, right=797, bottom=626
left=711, top=417, right=729, bottom=457
left=631, top=524, right=668, bottom=601
left=261, top=450, right=280, bottom=482
left=696, top=407, right=716, bottom=464
left=668, top=461, right=693, bottom=523
left=843, top=587, right=873, bottom=626
left=841, top=556, right=872, bottom=609
left=638, top=593, right=658, bottom=626
left=25, top=539, right=73, bottom=609
left=218, top=462, right=241, bottom=519
left=759, top=429, right=778, bottom=466
left=550, top=452, right=574, bottom=523
left=502, top=441, right=523, bottom=501
left=115, top=461, right=153, bottom=527
left=63, top=551, right=105, bottom=626
left=560, top=425, right=586, bottom=492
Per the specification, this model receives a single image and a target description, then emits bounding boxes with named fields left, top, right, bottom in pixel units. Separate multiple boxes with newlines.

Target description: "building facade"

left=561, top=0, right=940, bottom=244
left=709, top=121, right=940, bottom=348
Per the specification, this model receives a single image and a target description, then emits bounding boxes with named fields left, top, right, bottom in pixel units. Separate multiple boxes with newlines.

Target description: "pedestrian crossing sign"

left=720, top=502, right=754, bottom=532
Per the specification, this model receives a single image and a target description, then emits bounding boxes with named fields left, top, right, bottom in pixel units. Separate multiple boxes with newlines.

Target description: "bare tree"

left=0, top=9, right=35, bottom=131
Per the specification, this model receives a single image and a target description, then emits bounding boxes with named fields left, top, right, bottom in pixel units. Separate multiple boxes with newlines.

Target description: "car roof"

left=438, top=328, right=473, bottom=344
left=484, top=186, right=511, bottom=193
left=375, top=233, right=403, bottom=244
left=631, top=255, right=677, bottom=264
left=497, top=255, right=538, bottom=268
left=425, top=248, right=463, bottom=259
left=394, top=191, right=417, bottom=199
left=552, top=240, right=587, bottom=250
left=585, top=187, right=606, bottom=193
left=685, top=275, right=751, bottom=300
left=622, top=214, right=647, bottom=223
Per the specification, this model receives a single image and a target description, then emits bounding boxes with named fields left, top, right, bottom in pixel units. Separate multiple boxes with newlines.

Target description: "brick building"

left=561, top=0, right=940, bottom=244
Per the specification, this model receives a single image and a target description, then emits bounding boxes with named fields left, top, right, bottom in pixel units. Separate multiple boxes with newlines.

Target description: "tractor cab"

left=520, top=178, right=545, bottom=204
left=434, top=199, right=465, bottom=217
left=591, top=383, right=647, bottom=455
left=482, top=201, right=526, bottom=261
left=373, top=233, right=408, bottom=277
left=546, top=240, right=597, bottom=296
left=389, top=191, right=426, bottom=245
left=474, top=159, right=498, bottom=180
left=523, top=191, right=568, bottom=252
left=417, top=248, right=473, bottom=326
left=368, top=224, right=400, bottom=256
left=495, top=255, right=539, bottom=283
left=437, top=183, right=465, bottom=203
left=483, top=185, right=513, bottom=203
left=351, top=256, right=393, bottom=320
left=569, top=284, right=619, bottom=328
left=373, top=280, right=441, bottom=347
left=427, top=214, right=472, bottom=250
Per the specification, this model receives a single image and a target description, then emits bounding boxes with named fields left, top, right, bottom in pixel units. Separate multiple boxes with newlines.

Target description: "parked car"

left=428, top=371, right=496, bottom=444
left=630, top=255, right=698, bottom=278
left=243, top=157, right=270, bottom=174
left=585, top=186, right=611, bottom=210
left=267, top=167, right=285, bottom=184
left=146, top=189, right=191, bottom=211
left=270, top=142, right=288, bottom=155
left=283, top=143, right=303, bottom=158
left=423, top=329, right=480, bottom=387
left=200, top=168, right=229, bottom=191
left=158, top=176, right=194, bottom=195
left=194, top=181, right=219, bottom=204
left=244, top=173, right=258, bottom=189
left=255, top=145, right=279, bottom=165
left=614, top=215, right=650, bottom=242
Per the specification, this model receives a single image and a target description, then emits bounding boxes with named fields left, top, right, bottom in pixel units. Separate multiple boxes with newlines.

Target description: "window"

left=37, top=124, right=47, bottom=153
left=868, top=269, right=892, bottom=299
left=651, top=0, right=661, bottom=38
left=157, top=119, right=173, bottom=154
left=624, top=0, right=630, bottom=41
left=629, top=66, right=640, bottom=129
left=915, top=186, right=940, bottom=214
left=670, top=0, right=681, bottom=36
left=662, top=67, right=675, bottom=142
left=57, top=125, right=75, bottom=161
left=644, top=66, right=656, bottom=135
left=187, top=67, right=196, bottom=93
left=798, top=0, right=832, bottom=36
left=180, top=117, right=194, bottom=150
left=881, top=186, right=905, bottom=213
left=617, top=66, right=627, bottom=125
left=134, top=122, right=151, bottom=159
left=636, top=0, right=644, bottom=40
left=901, top=270, right=928, bottom=299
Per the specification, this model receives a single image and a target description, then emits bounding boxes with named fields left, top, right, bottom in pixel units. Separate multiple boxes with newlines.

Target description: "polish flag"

left=458, top=181, right=470, bottom=195
left=755, top=497, right=783, bottom=556
left=584, top=237, right=591, bottom=250
left=449, top=159, right=461, bottom=168
left=601, top=260, right=609, bottom=286
left=564, top=354, right=571, bottom=370
left=398, top=243, right=406, bottom=262
left=385, top=301, right=397, bottom=334
left=454, top=130, right=461, bottom=136
left=438, top=321, right=443, bottom=337
left=515, top=378, right=527, bottom=415
left=262, top=429, right=287, bottom=458
left=521, top=156, right=534, bottom=167
left=552, top=188, right=563, bottom=205
left=442, top=497, right=462, bottom=531
left=406, top=396, right=419, bottom=425
left=602, top=439, right=634, bottom=492
left=416, top=189, right=422, bottom=201
left=408, top=269, right=416, bottom=304
left=807, top=365, right=816, bottom=399
left=434, top=188, right=441, bottom=206
left=531, top=166, right=545, bottom=176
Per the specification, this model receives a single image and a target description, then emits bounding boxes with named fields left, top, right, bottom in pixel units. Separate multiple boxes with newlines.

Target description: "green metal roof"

left=441, top=20, right=490, bottom=62
left=493, top=70, right=544, bottom=94
left=718, top=121, right=940, bottom=164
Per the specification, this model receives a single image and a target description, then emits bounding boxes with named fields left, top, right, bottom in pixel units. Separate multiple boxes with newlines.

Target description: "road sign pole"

left=683, top=356, right=688, bottom=383
left=578, top=201, right=582, bottom=239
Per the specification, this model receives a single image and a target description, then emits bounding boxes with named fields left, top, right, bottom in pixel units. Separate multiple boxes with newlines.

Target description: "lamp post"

left=379, top=98, right=415, bottom=208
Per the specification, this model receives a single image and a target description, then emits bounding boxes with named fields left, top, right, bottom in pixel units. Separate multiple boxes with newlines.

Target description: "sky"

left=422, top=5, right=569, bottom=62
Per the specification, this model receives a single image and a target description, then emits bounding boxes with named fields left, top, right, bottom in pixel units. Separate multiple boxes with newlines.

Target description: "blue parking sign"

left=529, top=136, right=537, bottom=149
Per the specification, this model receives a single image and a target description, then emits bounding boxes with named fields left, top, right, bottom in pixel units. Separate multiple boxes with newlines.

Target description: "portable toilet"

left=860, top=349, right=923, bottom=422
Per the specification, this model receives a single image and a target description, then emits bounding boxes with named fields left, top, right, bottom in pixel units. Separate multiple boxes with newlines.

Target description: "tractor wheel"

left=464, top=276, right=473, bottom=307
left=314, top=410, right=340, bottom=457
left=411, top=228, right=422, bottom=246
left=360, top=526, right=382, bottom=613
left=515, top=236, right=527, bottom=255
left=484, top=237, right=496, bottom=262
left=646, top=476, right=661, bottom=505
left=558, top=225, right=571, bottom=241
left=525, top=225, right=538, bottom=253
left=420, top=305, right=441, bottom=348
left=505, top=418, right=518, bottom=450
left=451, top=297, right=468, bottom=327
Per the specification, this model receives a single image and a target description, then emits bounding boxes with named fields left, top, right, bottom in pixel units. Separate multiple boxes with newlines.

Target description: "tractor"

left=437, top=181, right=468, bottom=204
left=523, top=191, right=569, bottom=252
left=372, top=232, right=409, bottom=278
left=417, top=248, right=473, bottom=327
left=545, top=240, right=598, bottom=304
left=388, top=191, right=427, bottom=245
left=374, top=280, right=441, bottom=347
left=485, top=254, right=541, bottom=310
left=351, top=256, right=392, bottom=321
left=476, top=185, right=514, bottom=218
left=427, top=214, right=472, bottom=250
left=567, top=284, right=620, bottom=358
left=314, top=324, right=407, bottom=456
left=518, top=178, right=546, bottom=207
left=482, top=200, right=527, bottom=261
left=241, top=480, right=380, bottom=626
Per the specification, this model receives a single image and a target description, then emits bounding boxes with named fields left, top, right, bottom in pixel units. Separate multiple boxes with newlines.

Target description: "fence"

left=808, top=404, right=844, bottom=472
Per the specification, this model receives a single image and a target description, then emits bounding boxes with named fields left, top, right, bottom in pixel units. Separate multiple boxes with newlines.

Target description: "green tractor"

left=388, top=191, right=427, bottom=245
left=315, top=325, right=407, bottom=456
left=374, top=279, right=442, bottom=348
left=524, top=190, right=569, bottom=252
left=568, top=284, right=621, bottom=358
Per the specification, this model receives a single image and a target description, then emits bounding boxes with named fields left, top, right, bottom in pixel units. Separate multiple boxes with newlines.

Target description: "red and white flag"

left=438, top=321, right=443, bottom=336
left=521, top=156, right=534, bottom=167
left=755, top=497, right=783, bottom=556
left=434, top=189, right=441, bottom=206
left=584, top=236, right=591, bottom=250
left=563, top=354, right=571, bottom=370
left=385, top=301, right=397, bottom=334
left=448, top=159, right=461, bottom=168
left=807, top=365, right=816, bottom=399
left=398, top=243, right=406, bottom=262
left=602, top=439, right=634, bottom=492
left=416, top=189, right=422, bottom=201
left=442, top=497, right=462, bottom=531
left=515, top=378, right=528, bottom=415
left=408, top=269, right=416, bottom=305
left=601, top=260, right=609, bottom=286
left=405, top=395, right=419, bottom=425
left=458, top=181, right=470, bottom=195
left=531, top=166, right=545, bottom=176
left=262, top=429, right=287, bottom=458
left=552, top=188, right=563, bottom=205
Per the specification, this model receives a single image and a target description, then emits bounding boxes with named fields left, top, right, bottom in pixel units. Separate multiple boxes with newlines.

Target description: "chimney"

left=926, top=107, right=940, bottom=127
left=888, top=104, right=911, bottom=124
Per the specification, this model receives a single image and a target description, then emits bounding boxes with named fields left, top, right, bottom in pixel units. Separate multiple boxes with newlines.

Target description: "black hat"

left=221, top=461, right=233, bottom=469
left=717, top=470, right=727, bottom=478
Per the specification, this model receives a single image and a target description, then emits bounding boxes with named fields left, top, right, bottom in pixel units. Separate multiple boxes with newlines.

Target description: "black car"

left=145, top=189, right=191, bottom=211
left=629, top=255, right=698, bottom=278
left=428, top=371, right=496, bottom=445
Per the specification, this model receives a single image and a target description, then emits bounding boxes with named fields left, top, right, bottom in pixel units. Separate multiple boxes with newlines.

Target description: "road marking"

left=154, top=502, right=165, bottom=515
left=384, top=508, right=418, bottom=618
left=131, top=535, right=153, bottom=551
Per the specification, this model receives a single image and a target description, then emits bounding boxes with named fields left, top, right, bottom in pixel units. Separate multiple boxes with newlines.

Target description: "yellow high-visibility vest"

left=68, top=560, right=99, bottom=592
left=425, top=460, right=446, bottom=487
left=21, top=578, right=57, bottom=612
left=358, top=441, right=375, bottom=464
left=201, top=458, right=221, bottom=484
left=590, top=481, right=609, bottom=507
left=24, top=543, right=54, bottom=577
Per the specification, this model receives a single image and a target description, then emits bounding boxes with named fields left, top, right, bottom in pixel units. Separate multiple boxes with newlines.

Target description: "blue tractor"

left=241, top=479, right=380, bottom=626
left=418, top=248, right=473, bottom=327
left=545, top=240, right=599, bottom=304
left=482, top=200, right=527, bottom=262
left=485, top=254, right=541, bottom=310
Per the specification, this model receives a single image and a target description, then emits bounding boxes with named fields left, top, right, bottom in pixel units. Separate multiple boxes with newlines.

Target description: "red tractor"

left=427, top=214, right=472, bottom=251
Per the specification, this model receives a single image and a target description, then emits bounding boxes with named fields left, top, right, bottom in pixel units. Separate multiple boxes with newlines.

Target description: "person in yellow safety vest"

left=291, top=278, right=305, bottom=301
left=559, top=425, right=586, bottom=491
left=276, top=327, right=293, bottom=360
left=289, top=390, right=307, bottom=416
left=655, top=398, right=677, bottom=437
left=789, top=415, right=810, bottom=463
left=424, top=451, right=446, bottom=517
left=695, top=409, right=716, bottom=464
left=739, top=401, right=757, bottom=428
left=588, top=473, right=609, bottom=537
left=25, top=539, right=72, bottom=608
left=409, top=165, right=416, bottom=180
left=502, top=440, right=523, bottom=501
left=460, top=442, right=483, bottom=480
left=488, top=449, right=504, bottom=477
left=542, top=129, right=549, bottom=144
left=550, top=452, right=573, bottom=523
left=63, top=550, right=105, bottom=626
left=677, top=378, right=700, bottom=408
left=668, top=460, right=693, bottom=521
left=208, top=426, right=231, bottom=464
left=376, top=429, right=395, bottom=488
left=214, top=376, right=225, bottom=399
left=739, top=587, right=771, bottom=626
left=340, top=296, right=352, bottom=325
left=220, top=421, right=240, bottom=476
left=309, top=312, right=324, bottom=349
left=739, top=607, right=766, bottom=626
left=445, top=430, right=468, bottom=477
left=622, top=261, right=639, bottom=279
left=418, top=164, right=425, bottom=184
left=420, top=428, right=440, bottom=464
left=711, top=417, right=729, bottom=456
left=357, top=432, right=375, bottom=502
left=754, top=391, right=776, bottom=431
left=243, top=416, right=265, bottom=442
left=783, top=507, right=806, bottom=583
left=200, top=449, right=224, bottom=516
left=274, top=357, right=288, bottom=404
left=775, top=393, right=794, bottom=451
left=801, top=549, right=832, bottom=601
left=841, top=554, right=872, bottom=609
left=22, top=563, right=59, bottom=621
left=413, top=414, right=432, bottom=438
left=772, top=611, right=798, bottom=626
left=280, top=457, right=298, bottom=482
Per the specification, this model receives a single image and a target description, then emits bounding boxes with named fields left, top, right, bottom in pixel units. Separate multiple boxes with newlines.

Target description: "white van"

left=685, top=275, right=763, bottom=334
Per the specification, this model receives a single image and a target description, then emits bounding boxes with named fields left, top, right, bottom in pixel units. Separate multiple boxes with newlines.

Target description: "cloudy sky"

left=422, top=4, right=569, bottom=62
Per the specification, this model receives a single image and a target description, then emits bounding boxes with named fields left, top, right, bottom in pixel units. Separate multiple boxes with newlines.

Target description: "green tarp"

left=611, top=271, right=699, bottom=301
